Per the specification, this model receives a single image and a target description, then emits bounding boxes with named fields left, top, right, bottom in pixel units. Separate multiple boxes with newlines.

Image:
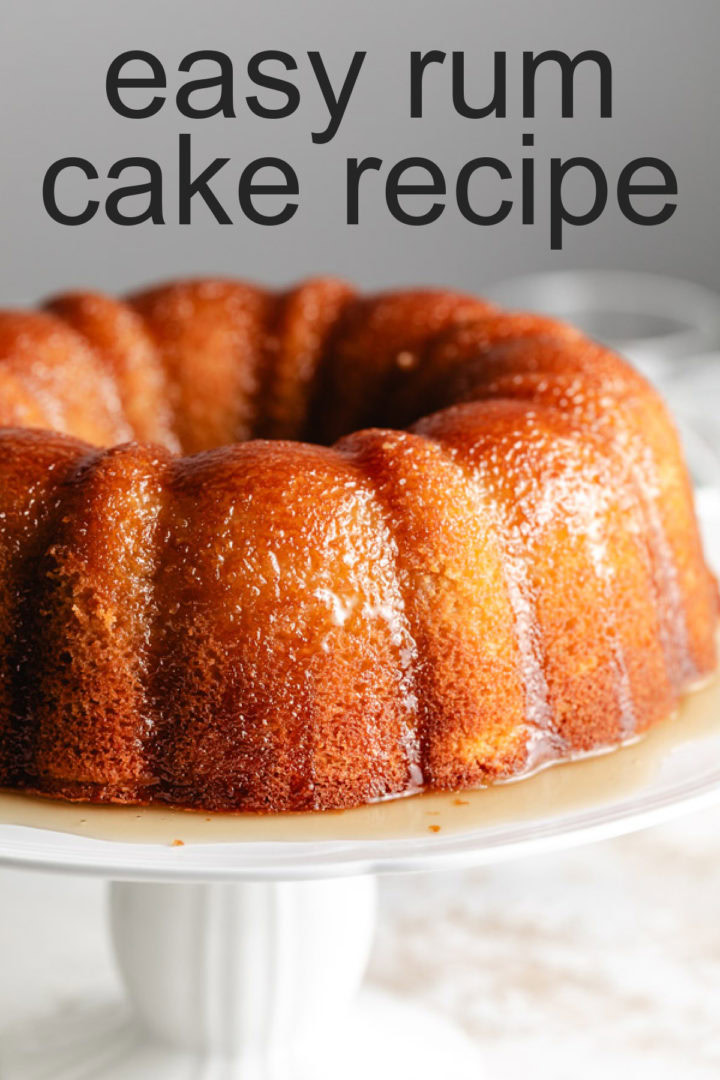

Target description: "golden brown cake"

left=0, top=278, right=716, bottom=811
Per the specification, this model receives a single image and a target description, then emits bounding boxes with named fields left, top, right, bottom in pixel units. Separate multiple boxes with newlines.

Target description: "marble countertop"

left=1, top=802, right=719, bottom=1078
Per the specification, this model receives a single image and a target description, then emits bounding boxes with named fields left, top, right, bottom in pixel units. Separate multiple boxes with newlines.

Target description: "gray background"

left=1, top=0, right=718, bottom=303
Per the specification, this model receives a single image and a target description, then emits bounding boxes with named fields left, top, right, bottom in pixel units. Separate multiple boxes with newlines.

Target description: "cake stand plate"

left=1, top=487, right=720, bottom=1079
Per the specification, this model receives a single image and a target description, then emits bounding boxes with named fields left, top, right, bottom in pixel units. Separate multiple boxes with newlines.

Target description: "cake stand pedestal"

left=11, top=875, right=468, bottom=1080
left=105, top=876, right=475, bottom=1079
left=3, top=735, right=720, bottom=1080
left=0, top=875, right=482, bottom=1079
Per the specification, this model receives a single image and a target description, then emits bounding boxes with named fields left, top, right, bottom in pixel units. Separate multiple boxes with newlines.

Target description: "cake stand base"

left=0, top=877, right=479, bottom=1079
left=0, top=990, right=479, bottom=1080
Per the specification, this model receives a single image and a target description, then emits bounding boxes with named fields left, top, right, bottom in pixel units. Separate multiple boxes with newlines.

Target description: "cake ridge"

left=415, top=402, right=562, bottom=757
left=335, top=441, right=424, bottom=794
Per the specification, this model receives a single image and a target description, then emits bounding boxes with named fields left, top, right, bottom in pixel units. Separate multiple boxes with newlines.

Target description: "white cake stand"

left=2, top=736, right=720, bottom=1079
left=1, top=488, right=719, bottom=1079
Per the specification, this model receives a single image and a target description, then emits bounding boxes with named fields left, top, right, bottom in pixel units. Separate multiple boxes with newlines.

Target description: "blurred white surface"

left=664, top=355, right=720, bottom=487
left=375, top=809, right=720, bottom=1079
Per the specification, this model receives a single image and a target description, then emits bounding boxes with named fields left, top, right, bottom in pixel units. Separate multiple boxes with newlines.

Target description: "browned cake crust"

left=0, top=278, right=716, bottom=811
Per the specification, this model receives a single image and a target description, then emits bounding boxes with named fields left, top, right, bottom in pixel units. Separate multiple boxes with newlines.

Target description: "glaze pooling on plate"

left=0, top=664, right=719, bottom=847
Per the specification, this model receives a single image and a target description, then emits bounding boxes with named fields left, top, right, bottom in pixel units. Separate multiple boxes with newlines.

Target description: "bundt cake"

left=0, top=278, right=716, bottom=812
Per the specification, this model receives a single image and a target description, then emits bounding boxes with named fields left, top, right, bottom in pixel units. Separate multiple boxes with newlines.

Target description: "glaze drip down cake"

left=0, top=278, right=716, bottom=812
